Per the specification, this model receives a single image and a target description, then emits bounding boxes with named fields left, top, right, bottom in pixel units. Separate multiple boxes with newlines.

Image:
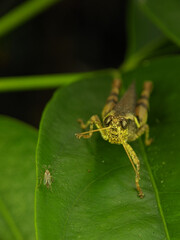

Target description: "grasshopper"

left=75, top=78, right=153, bottom=198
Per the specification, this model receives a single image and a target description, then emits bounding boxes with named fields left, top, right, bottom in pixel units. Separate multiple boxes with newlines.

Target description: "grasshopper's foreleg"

left=123, top=142, right=144, bottom=198
left=76, top=115, right=108, bottom=140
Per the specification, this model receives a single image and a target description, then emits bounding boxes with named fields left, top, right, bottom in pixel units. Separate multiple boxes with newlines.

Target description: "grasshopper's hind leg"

left=76, top=115, right=108, bottom=140
left=123, top=142, right=144, bottom=198
left=102, top=78, right=122, bottom=119
left=135, top=81, right=153, bottom=146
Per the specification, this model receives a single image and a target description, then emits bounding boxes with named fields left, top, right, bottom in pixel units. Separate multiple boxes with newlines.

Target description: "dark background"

left=0, top=0, right=127, bottom=127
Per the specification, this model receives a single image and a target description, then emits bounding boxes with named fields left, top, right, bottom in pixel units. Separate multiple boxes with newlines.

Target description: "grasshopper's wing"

left=113, top=82, right=136, bottom=117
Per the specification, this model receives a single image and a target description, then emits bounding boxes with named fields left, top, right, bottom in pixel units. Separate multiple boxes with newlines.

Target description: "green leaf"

left=0, top=116, right=37, bottom=240
left=138, top=0, right=180, bottom=47
left=122, top=0, right=167, bottom=72
left=35, top=56, right=180, bottom=239
left=126, top=0, right=165, bottom=58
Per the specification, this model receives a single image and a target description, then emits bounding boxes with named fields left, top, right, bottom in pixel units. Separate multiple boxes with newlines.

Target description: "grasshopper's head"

left=103, top=114, right=129, bottom=144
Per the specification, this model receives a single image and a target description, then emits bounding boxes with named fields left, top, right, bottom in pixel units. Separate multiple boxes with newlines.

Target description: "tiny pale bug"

left=43, top=169, right=52, bottom=188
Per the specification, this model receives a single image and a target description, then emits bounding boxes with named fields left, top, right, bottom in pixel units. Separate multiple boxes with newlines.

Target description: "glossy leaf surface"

left=0, top=116, right=37, bottom=240
left=126, top=0, right=165, bottom=58
left=36, top=56, right=180, bottom=240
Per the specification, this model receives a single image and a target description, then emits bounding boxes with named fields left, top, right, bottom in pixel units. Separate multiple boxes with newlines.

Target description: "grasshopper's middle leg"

left=123, top=142, right=144, bottom=198
left=130, top=123, right=153, bottom=146
left=76, top=115, right=108, bottom=140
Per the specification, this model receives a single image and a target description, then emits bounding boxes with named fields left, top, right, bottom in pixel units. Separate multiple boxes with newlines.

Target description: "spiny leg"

left=102, top=78, right=122, bottom=119
left=76, top=115, right=108, bottom=140
left=123, top=142, right=144, bottom=198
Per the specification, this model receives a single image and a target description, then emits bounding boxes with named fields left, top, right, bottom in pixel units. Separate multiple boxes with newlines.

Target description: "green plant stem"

left=0, top=0, right=59, bottom=38
left=0, top=69, right=118, bottom=92
left=120, top=38, right=167, bottom=72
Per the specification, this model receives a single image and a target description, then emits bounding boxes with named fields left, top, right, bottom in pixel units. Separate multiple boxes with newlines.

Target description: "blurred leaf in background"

left=0, top=116, right=37, bottom=240
left=138, top=0, right=180, bottom=46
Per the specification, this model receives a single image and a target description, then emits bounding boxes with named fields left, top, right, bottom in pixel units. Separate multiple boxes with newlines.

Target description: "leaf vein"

left=139, top=139, right=170, bottom=240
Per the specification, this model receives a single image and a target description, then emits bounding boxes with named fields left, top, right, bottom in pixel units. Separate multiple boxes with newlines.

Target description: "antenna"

left=75, top=126, right=110, bottom=139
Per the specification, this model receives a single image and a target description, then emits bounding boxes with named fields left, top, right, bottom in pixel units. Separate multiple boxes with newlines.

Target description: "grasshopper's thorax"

left=103, top=113, right=129, bottom=144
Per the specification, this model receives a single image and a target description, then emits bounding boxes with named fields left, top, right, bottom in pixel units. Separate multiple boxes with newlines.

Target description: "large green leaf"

left=35, top=56, right=180, bottom=239
left=125, top=0, right=165, bottom=59
left=0, top=116, right=37, bottom=240
left=123, top=57, right=180, bottom=240
left=122, top=0, right=179, bottom=72
left=139, top=0, right=180, bottom=46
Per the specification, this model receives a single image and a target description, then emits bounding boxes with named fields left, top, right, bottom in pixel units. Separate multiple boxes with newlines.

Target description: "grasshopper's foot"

left=75, top=133, right=92, bottom=139
left=135, top=177, right=144, bottom=199
left=77, top=119, right=87, bottom=129
left=75, top=133, right=83, bottom=139
left=138, top=190, right=145, bottom=199
left=76, top=119, right=88, bottom=139
left=145, top=138, right=153, bottom=146
left=136, top=181, right=144, bottom=199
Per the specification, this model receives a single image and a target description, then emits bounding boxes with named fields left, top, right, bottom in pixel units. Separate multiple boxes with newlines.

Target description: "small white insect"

left=43, top=169, right=52, bottom=188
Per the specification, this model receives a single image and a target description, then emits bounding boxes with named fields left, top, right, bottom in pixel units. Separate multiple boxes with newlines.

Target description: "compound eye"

left=104, top=116, right=112, bottom=127
left=121, top=119, right=127, bottom=129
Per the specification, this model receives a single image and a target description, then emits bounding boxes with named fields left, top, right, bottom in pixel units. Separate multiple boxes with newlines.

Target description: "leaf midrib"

left=139, top=139, right=170, bottom=240
left=61, top=139, right=171, bottom=239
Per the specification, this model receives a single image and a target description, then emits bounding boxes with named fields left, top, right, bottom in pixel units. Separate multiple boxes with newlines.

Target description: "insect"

left=43, top=169, right=52, bottom=189
left=75, top=78, right=153, bottom=198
